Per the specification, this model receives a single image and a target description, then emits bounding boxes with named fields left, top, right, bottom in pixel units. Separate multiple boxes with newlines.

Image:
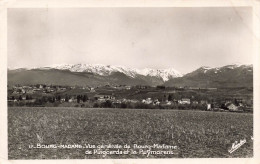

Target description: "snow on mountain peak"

left=41, top=64, right=183, bottom=81
left=136, top=68, right=182, bottom=81
left=194, top=64, right=252, bottom=74
left=198, top=66, right=212, bottom=73
left=201, top=66, right=212, bottom=70
left=221, top=63, right=253, bottom=70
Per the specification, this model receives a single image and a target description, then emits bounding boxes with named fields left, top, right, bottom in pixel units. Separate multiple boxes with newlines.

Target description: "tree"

left=120, top=103, right=127, bottom=108
left=42, top=96, right=48, bottom=103
left=47, top=97, right=52, bottom=102
left=57, top=95, right=61, bottom=101
left=234, top=98, right=239, bottom=106
left=83, top=95, right=88, bottom=102
left=19, top=95, right=22, bottom=101
left=65, top=95, right=69, bottom=102
left=168, top=94, right=173, bottom=101
left=156, top=85, right=166, bottom=90
left=101, top=100, right=113, bottom=108
left=77, top=95, right=81, bottom=103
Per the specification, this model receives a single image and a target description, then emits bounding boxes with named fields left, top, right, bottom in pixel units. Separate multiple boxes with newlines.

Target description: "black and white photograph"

left=1, top=0, right=260, bottom=163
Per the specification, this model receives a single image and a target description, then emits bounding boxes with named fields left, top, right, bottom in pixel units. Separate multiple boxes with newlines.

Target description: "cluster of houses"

left=9, top=85, right=70, bottom=94
left=9, top=84, right=134, bottom=96
left=9, top=84, right=99, bottom=95
left=106, top=85, right=131, bottom=90
left=8, top=92, right=252, bottom=112
left=93, top=95, right=250, bottom=112
left=141, top=98, right=200, bottom=106
left=205, top=99, right=251, bottom=112
left=8, top=84, right=252, bottom=112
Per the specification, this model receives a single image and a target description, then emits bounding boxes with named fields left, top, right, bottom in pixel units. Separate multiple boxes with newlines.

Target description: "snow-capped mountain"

left=8, top=63, right=253, bottom=87
left=194, top=63, right=253, bottom=74
left=136, top=68, right=183, bottom=81
left=39, top=64, right=183, bottom=81
left=165, top=64, right=253, bottom=88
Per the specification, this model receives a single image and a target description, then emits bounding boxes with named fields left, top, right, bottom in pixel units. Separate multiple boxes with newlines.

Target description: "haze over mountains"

left=8, top=63, right=253, bottom=88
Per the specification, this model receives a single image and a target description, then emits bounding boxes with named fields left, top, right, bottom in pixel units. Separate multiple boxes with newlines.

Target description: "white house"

left=153, top=99, right=160, bottom=105
left=142, top=98, right=153, bottom=104
left=68, top=97, right=76, bottom=103
left=166, top=101, right=172, bottom=105
left=227, top=103, right=238, bottom=111
left=94, top=94, right=115, bottom=101
left=178, top=98, right=191, bottom=105
left=192, top=101, right=199, bottom=104
left=207, top=104, right=211, bottom=110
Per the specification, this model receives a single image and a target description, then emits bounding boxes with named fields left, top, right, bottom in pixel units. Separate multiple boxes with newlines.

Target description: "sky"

left=8, top=7, right=253, bottom=74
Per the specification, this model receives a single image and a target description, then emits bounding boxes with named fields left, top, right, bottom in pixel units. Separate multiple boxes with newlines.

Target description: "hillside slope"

left=164, top=64, right=253, bottom=88
left=8, top=69, right=164, bottom=86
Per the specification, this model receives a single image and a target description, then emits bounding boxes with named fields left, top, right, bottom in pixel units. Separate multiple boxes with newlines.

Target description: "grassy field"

left=8, top=107, right=253, bottom=159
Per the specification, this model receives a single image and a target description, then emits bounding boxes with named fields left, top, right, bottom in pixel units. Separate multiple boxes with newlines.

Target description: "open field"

left=8, top=107, right=253, bottom=159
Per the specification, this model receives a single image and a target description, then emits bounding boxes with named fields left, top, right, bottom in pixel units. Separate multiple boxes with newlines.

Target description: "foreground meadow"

left=8, top=107, right=253, bottom=159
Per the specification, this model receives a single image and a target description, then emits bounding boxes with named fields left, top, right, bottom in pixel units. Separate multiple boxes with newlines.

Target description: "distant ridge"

left=8, top=63, right=253, bottom=87
left=9, top=63, right=183, bottom=81
left=165, top=64, right=253, bottom=88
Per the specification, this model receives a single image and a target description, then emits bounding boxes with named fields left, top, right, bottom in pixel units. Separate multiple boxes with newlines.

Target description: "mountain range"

left=8, top=63, right=253, bottom=88
left=165, top=64, right=253, bottom=88
left=42, top=64, right=183, bottom=81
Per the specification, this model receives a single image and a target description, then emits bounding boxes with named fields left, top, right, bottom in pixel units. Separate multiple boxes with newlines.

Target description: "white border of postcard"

left=0, top=0, right=260, bottom=164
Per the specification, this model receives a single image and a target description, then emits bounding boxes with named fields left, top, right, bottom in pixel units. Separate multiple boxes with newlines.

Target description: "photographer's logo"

left=228, top=139, right=246, bottom=154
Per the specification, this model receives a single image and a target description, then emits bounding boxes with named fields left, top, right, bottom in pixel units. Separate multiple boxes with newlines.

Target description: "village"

left=7, top=84, right=253, bottom=113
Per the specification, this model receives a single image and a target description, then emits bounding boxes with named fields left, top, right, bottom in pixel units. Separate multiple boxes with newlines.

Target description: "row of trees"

left=9, top=97, right=207, bottom=110
left=9, top=94, right=89, bottom=104
left=92, top=100, right=208, bottom=110
left=76, top=95, right=89, bottom=103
